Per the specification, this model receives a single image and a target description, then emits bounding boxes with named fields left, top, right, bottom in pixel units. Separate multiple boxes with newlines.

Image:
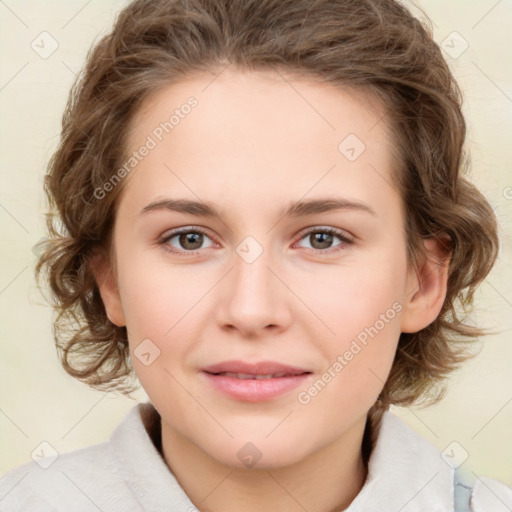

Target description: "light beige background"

left=1, top=0, right=511, bottom=486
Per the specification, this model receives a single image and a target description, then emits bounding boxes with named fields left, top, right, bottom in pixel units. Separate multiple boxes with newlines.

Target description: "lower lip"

left=202, top=372, right=312, bottom=402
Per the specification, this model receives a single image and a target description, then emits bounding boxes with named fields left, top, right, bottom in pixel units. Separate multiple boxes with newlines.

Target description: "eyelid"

left=160, top=225, right=213, bottom=240
left=295, top=225, right=354, bottom=242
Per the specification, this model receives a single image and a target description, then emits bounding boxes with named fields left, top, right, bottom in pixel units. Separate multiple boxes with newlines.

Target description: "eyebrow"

left=140, top=197, right=376, bottom=219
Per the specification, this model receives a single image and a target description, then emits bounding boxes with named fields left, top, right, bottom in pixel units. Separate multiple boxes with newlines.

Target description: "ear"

left=400, top=235, right=451, bottom=333
left=89, top=249, right=126, bottom=327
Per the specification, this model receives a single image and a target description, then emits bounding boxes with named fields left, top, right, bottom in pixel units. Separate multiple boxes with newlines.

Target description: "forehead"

left=127, top=67, right=392, bottom=156
left=119, top=68, right=400, bottom=225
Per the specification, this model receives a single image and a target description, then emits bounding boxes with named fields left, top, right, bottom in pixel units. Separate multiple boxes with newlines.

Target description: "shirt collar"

left=110, top=402, right=197, bottom=511
left=346, top=410, right=454, bottom=511
left=111, top=402, right=454, bottom=511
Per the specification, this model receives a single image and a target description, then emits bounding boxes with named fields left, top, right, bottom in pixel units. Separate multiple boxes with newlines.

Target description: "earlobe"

left=90, top=250, right=126, bottom=327
left=400, top=236, right=451, bottom=334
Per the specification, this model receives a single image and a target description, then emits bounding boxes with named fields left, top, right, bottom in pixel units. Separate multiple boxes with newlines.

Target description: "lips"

left=213, top=372, right=293, bottom=380
left=201, top=360, right=313, bottom=402
left=202, top=360, right=311, bottom=378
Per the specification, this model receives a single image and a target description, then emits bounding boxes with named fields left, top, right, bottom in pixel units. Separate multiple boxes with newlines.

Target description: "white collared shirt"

left=1, top=402, right=510, bottom=511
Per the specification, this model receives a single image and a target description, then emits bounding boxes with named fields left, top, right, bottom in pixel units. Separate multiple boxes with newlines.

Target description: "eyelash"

left=158, top=226, right=354, bottom=256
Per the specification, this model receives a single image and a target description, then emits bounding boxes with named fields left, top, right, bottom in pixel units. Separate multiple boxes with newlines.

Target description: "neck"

left=160, top=415, right=370, bottom=512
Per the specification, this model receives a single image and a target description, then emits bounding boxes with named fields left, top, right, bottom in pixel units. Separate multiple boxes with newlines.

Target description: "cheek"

left=296, top=248, right=407, bottom=340
left=296, top=251, right=406, bottom=393
left=297, top=291, right=402, bottom=421
left=116, top=251, right=221, bottom=388
left=117, top=246, right=209, bottom=337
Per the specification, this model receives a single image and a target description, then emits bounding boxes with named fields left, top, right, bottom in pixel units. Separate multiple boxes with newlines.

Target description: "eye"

left=295, top=227, right=353, bottom=253
left=158, top=226, right=353, bottom=256
left=159, top=227, right=216, bottom=255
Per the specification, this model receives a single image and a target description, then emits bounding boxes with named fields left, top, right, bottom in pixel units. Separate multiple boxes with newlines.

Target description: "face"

left=96, top=68, right=445, bottom=470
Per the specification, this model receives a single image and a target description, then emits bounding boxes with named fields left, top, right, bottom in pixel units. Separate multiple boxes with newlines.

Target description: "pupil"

left=312, top=232, right=333, bottom=249
left=180, top=232, right=203, bottom=250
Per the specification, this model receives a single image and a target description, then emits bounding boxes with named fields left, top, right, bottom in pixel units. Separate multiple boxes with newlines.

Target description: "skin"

left=93, top=67, right=450, bottom=512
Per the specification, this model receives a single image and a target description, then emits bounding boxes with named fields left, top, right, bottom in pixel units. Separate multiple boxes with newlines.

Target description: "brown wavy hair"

left=35, top=0, right=499, bottom=443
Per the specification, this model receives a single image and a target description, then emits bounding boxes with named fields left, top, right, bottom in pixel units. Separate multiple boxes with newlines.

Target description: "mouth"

left=201, top=360, right=313, bottom=401
left=208, top=371, right=305, bottom=380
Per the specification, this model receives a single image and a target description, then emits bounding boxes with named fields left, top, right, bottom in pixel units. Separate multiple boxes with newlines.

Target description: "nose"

left=216, top=246, right=293, bottom=338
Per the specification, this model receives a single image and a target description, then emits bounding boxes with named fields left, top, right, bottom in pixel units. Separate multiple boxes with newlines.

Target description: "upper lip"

left=202, top=360, right=311, bottom=376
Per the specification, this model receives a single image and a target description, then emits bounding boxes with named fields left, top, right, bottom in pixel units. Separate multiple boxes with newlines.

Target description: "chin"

left=203, top=433, right=315, bottom=471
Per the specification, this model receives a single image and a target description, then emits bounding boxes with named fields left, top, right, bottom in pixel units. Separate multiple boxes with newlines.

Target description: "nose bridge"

left=218, top=241, right=291, bottom=335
